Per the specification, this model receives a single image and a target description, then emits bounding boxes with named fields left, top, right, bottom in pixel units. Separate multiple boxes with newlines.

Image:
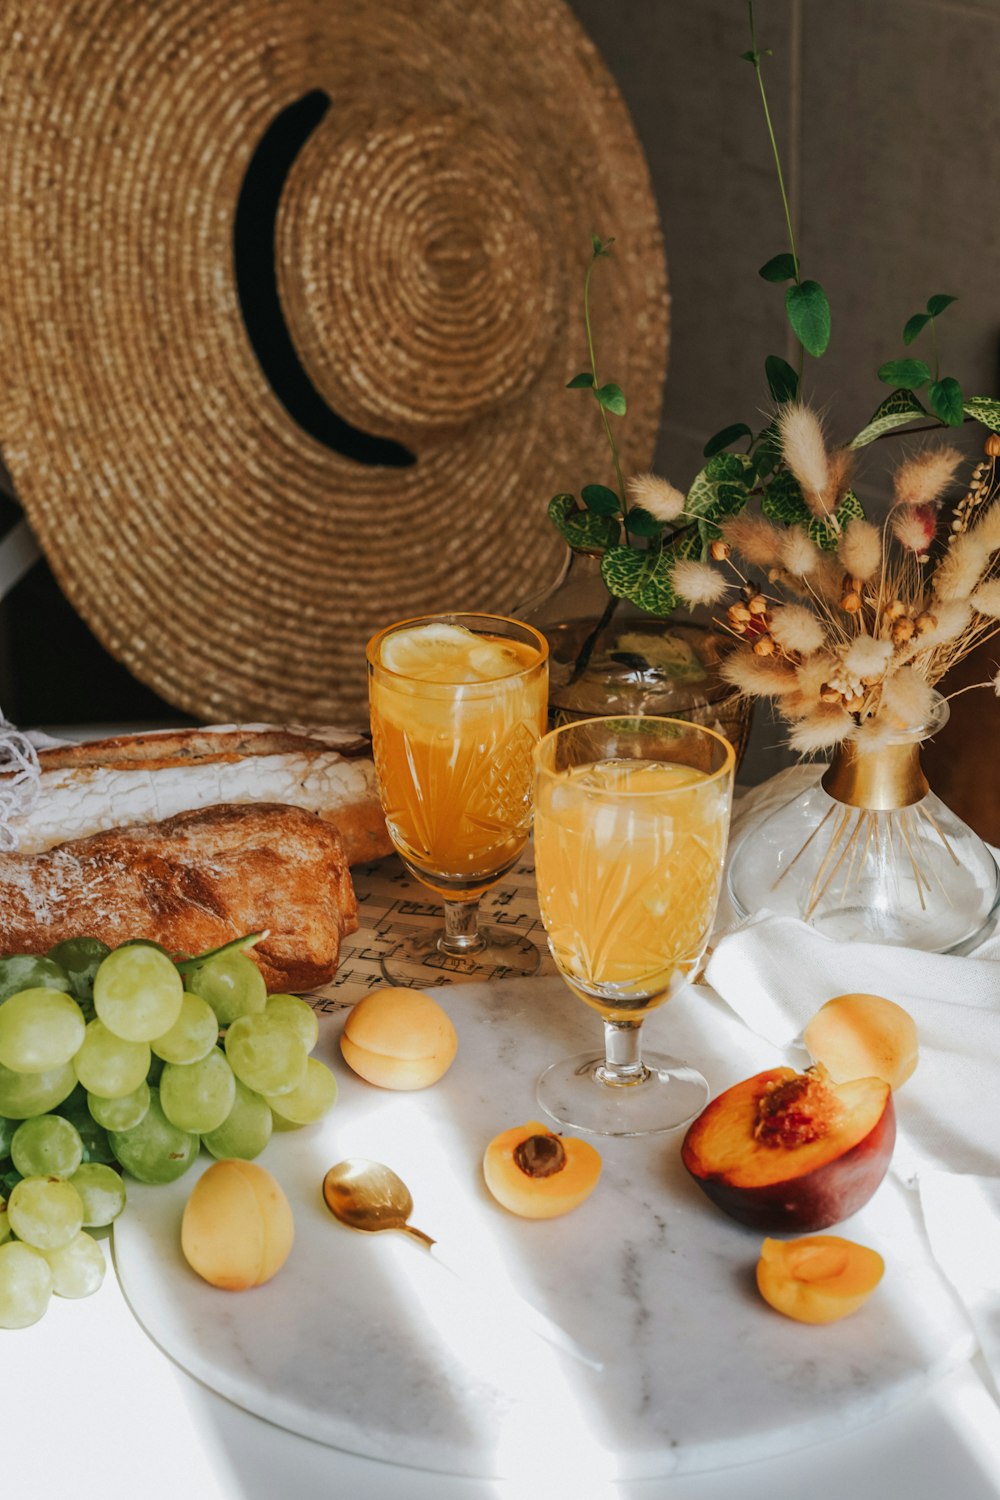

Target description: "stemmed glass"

left=533, top=716, right=735, bottom=1136
left=367, top=612, right=549, bottom=984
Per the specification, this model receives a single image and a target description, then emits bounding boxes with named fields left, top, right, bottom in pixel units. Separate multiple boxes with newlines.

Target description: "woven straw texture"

left=0, top=0, right=668, bottom=725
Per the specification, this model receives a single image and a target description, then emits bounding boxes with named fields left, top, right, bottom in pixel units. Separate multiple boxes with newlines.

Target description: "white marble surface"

left=113, top=974, right=974, bottom=1483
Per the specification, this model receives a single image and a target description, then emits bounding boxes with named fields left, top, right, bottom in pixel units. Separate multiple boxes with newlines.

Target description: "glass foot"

left=379, top=925, right=541, bottom=987
left=536, top=1050, right=710, bottom=1137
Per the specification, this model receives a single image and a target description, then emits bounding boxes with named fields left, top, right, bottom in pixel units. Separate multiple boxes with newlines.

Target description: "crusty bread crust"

left=0, top=802, right=359, bottom=993
left=10, top=725, right=392, bottom=866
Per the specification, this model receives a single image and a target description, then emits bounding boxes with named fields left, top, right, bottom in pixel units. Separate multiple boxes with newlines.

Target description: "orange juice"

left=533, top=758, right=730, bottom=1019
left=369, top=621, right=547, bottom=897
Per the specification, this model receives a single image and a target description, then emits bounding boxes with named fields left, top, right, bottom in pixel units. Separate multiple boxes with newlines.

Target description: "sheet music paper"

left=309, top=851, right=557, bottom=1012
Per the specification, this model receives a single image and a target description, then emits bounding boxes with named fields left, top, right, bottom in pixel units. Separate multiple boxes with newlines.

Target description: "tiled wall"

left=567, top=0, right=1000, bottom=787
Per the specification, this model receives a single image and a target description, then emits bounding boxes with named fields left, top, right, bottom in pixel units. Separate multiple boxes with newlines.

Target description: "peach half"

left=483, top=1121, right=601, bottom=1219
left=340, top=987, right=457, bottom=1090
left=756, top=1234, right=885, bottom=1324
left=681, top=1066, right=894, bottom=1233
left=181, top=1159, right=294, bottom=1290
left=804, top=993, right=918, bottom=1091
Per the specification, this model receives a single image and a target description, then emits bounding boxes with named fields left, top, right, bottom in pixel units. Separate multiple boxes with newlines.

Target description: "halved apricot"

left=483, top=1121, right=601, bottom=1219
left=681, top=1066, right=894, bottom=1232
left=756, top=1234, right=884, bottom=1323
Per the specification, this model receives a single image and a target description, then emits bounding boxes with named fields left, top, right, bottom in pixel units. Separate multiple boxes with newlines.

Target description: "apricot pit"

left=756, top=1234, right=884, bottom=1324
left=483, top=1121, right=601, bottom=1219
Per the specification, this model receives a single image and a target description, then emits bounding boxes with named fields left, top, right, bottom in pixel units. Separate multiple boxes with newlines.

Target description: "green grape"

left=0, top=954, right=71, bottom=1005
left=151, top=992, right=219, bottom=1064
left=0, top=1059, right=77, bottom=1119
left=86, top=1082, right=150, bottom=1132
left=68, top=1163, right=126, bottom=1227
left=93, top=945, right=183, bottom=1042
left=186, top=951, right=267, bottom=1026
left=8, top=1175, right=84, bottom=1250
left=47, top=937, right=112, bottom=1010
left=73, top=1019, right=150, bottom=1098
left=201, top=1077, right=273, bottom=1161
left=43, top=1229, right=106, bottom=1299
left=225, top=1014, right=308, bottom=1096
left=0, top=1240, right=53, bottom=1327
left=265, top=1057, right=338, bottom=1126
left=108, top=1088, right=199, bottom=1184
left=11, top=1115, right=84, bottom=1178
left=0, top=988, right=86, bottom=1073
left=265, top=993, right=319, bottom=1052
left=0, top=1115, right=15, bottom=1157
left=159, top=1051, right=236, bottom=1134
left=269, top=1110, right=305, bottom=1133
left=55, top=1102, right=115, bottom=1165
left=0, top=1203, right=9, bottom=1243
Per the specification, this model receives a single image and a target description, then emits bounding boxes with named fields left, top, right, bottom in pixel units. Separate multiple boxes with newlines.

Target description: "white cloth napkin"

left=705, top=768, right=1000, bottom=1381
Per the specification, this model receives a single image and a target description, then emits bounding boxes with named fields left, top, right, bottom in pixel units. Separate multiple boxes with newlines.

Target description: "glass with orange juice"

left=367, top=613, right=548, bottom=982
left=533, top=716, right=734, bottom=1135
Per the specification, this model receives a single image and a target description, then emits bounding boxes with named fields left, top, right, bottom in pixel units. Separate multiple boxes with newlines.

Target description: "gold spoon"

left=322, top=1158, right=602, bottom=1370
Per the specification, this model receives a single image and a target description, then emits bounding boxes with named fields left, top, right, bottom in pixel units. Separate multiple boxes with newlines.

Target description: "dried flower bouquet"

left=676, top=410, right=1000, bottom=756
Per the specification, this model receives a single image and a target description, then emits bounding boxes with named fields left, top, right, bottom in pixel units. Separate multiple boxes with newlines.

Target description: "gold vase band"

left=821, top=739, right=929, bottom=811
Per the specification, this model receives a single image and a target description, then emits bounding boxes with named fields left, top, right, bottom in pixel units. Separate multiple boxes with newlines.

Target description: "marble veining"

left=113, top=975, right=975, bottom=1480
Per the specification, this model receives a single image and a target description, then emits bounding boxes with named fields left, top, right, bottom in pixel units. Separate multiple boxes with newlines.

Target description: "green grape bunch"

left=0, top=932, right=338, bottom=1329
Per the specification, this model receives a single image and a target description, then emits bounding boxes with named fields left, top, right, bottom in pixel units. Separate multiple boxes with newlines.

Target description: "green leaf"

left=761, top=471, right=865, bottom=550
left=877, top=358, right=932, bottom=391
left=667, top=525, right=705, bottom=564
left=566, top=372, right=594, bottom=390
left=928, top=376, right=965, bottom=427
left=926, top=293, right=957, bottom=317
left=591, top=233, right=604, bottom=256
left=964, top=396, right=1000, bottom=434
left=596, top=383, right=627, bottom=416
left=600, top=545, right=678, bottom=615
left=684, top=453, right=753, bottom=544
left=703, top=422, right=753, bottom=458
left=758, top=253, right=798, bottom=283
left=580, top=483, right=620, bottom=516
left=547, top=494, right=619, bottom=552
left=624, top=506, right=665, bottom=537
left=850, top=389, right=928, bottom=449
left=902, top=313, right=931, bottom=346
left=785, top=280, right=831, bottom=357
left=764, top=355, right=799, bottom=404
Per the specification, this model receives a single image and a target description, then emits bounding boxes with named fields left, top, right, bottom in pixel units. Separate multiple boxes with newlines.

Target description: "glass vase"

left=515, top=548, right=754, bottom=769
left=726, top=694, right=1000, bottom=952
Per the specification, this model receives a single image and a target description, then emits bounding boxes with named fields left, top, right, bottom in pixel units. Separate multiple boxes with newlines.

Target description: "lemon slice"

left=380, top=623, right=524, bottom=683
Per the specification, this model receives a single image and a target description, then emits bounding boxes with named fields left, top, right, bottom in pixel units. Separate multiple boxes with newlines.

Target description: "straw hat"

left=0, top=0, right=668, bottom=725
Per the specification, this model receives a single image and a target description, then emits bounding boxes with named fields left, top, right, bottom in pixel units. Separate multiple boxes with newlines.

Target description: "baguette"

left=0, top=802, right=359, bottom=992
left=9, top=724, right=391, bottom=866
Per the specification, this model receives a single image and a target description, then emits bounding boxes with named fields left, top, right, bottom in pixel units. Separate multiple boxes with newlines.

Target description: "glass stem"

left=596, top=1019, right=650, bottom=1088
left=440, top=897, right=486, bottom=957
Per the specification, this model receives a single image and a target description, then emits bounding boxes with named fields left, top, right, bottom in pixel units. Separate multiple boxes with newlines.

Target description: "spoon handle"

left=425, top=1242, right=603, bottom=1372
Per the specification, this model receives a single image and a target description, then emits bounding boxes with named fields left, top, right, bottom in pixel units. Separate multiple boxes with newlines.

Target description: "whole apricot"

left=483, top=1121, right=601, bottom=1219
left=756, top=1234, right=884, bottom=1324
left=181, top=1159, right=294, bottom=1290
left=804, top=993, right=918, bottom=1090
left=340, top=987, right=457, bottom=1091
